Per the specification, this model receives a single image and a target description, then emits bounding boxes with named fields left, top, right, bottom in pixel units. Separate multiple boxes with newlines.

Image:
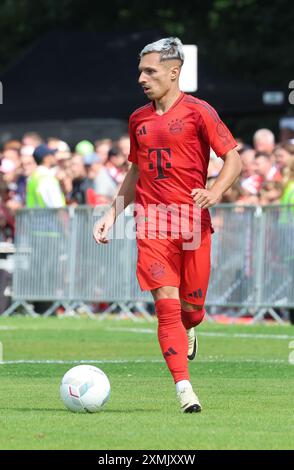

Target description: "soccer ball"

left=60, top=365, right=110, bottom=413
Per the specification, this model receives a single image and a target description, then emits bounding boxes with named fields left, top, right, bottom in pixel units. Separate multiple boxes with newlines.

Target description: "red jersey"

left=128, top=92, right=237, bottom=234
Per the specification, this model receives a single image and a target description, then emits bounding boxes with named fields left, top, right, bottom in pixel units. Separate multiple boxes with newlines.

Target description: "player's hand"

left=191, top=188, right=222, bottom=209
left=93, top=208, right=116, bottom=244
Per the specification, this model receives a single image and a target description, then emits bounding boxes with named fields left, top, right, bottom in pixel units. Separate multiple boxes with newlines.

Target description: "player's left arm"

left=191, top=148, right=242, bottom=209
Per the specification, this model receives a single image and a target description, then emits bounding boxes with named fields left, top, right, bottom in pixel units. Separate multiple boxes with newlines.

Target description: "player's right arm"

left=93, top=163, right=139, bottom=244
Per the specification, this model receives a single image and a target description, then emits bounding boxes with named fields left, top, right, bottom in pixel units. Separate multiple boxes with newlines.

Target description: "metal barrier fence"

left=206, top=205, right=294, bottom=322
left=2, top=204, right=294, bottom=321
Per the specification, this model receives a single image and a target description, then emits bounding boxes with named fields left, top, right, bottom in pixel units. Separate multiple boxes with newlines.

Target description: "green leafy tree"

left=0, top=0, right=293, bottom=88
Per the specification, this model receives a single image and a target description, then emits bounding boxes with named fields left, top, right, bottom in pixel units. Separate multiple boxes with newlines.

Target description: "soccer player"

left=93, top=37, right=242, bottom=413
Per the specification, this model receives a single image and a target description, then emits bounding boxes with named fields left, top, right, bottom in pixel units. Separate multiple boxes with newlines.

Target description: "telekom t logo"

left=148, top=147, right=171, bottom=180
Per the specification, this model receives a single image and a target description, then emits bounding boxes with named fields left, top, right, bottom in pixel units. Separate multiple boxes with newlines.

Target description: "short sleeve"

left=128, top=116, right=138, bottom=164
left=197, top=101, right=237, bottom=158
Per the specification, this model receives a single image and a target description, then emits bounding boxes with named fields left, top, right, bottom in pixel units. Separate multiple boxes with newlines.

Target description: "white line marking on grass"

left=0, top=357, right=289, bottom=365
left=106, top=327, right=155, bottom=334
left=106, top=328, right=294, bottom=341
left=0, top=326, right=17, bottom=330
left=0, top=359, right=162, bottom=365
left=199, top=332, right=294, bottom=340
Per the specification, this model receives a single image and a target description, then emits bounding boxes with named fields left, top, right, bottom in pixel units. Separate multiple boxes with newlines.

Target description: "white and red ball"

left=60, top=365, right=110, bottom=413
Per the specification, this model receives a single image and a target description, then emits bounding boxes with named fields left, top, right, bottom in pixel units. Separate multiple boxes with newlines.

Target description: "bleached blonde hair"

left=140, top=37, right=184, bottom=64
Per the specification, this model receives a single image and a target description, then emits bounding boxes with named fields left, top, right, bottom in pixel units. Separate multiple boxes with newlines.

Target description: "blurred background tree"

left=0, top=0, right=293, bottom=140
left=0, top=0, right=293, bottom=88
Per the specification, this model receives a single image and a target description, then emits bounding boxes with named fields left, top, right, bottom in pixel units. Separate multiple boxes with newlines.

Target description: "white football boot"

left=187, top=328, right=198, bottom=361
left=177, top=386, right=202, bottom=413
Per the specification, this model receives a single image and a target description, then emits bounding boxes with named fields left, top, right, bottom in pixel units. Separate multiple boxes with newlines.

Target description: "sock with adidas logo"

left=155, top=298, right=189, bottom=383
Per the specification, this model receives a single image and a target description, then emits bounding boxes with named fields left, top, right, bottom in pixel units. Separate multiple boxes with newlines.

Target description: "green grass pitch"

left=0, top=316, right=293, bottom=450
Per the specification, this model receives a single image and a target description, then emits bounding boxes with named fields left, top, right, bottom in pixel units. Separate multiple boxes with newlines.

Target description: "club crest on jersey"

left=168, top=119, right=184, bottom=135
left=216, top=121, right=230, bottom=145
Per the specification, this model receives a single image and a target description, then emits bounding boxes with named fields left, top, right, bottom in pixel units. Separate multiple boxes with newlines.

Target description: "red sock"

left=181, top=307, right=205, bottom=330
left=155, top=298, right=189, bottom=383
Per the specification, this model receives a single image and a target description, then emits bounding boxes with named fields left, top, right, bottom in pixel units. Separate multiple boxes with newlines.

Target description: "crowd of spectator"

left=208, top=129, right=294, bottom=207
left=0, top=128, right=293, bottom=242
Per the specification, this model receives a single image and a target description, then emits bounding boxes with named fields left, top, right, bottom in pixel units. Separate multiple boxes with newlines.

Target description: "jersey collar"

left=152, top=91, right=185, bottom=116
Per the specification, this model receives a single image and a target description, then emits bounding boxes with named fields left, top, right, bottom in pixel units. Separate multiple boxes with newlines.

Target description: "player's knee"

left=180, top=300, right=203, bottom=311
left=151, top=286, right=179, bottom=302
left=180, top=301, right=205, bottom=328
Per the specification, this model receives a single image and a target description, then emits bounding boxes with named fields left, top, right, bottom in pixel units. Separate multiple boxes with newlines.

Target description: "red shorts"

left=136, top=229, right=211, bottom=305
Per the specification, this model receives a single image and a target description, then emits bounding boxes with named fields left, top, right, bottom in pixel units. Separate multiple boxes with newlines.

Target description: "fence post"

left=254, top=206, right=266, bottom=311
left=68, top=206, right=77, bottom=303
left=252, top=206, right=285, bottom=324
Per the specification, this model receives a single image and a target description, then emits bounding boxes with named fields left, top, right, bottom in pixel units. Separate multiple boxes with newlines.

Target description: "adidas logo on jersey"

left=136, top=125, right=147, bottom=136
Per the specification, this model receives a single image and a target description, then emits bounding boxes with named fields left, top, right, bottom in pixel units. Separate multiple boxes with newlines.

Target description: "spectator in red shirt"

left=255, top=152, right=282, bottom=183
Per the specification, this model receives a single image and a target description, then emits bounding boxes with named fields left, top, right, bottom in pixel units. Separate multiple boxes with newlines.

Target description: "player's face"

left=138, top=53, right=177, bottom=100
